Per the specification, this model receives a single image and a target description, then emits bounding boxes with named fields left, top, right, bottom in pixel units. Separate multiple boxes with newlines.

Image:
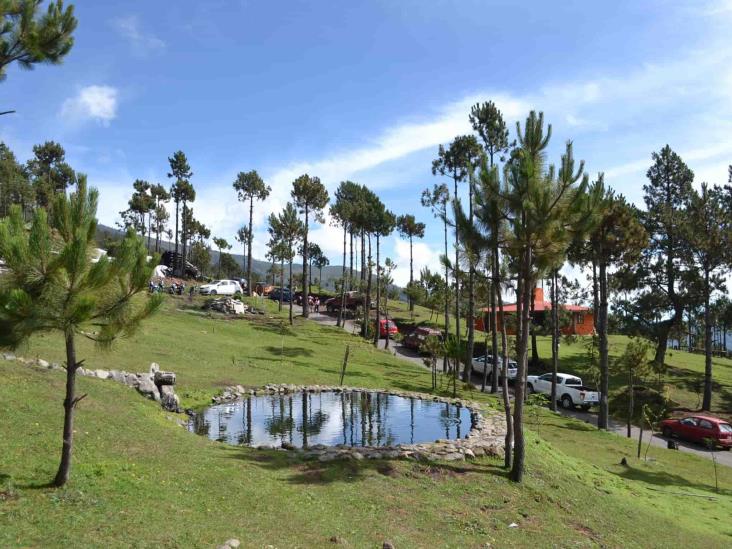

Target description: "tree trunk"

left=703, top=269, right=713, bottom=411
left=454, top=178, right=462, bottom=377
left=363, top=233, right=372, bottom=339
left=349, top=230, right=354, bottom=290
left=279, top=259, right=284, bottom=312
left=147, top=212, right=151, bottom=251
left=181, top=202, right=188, bottom=278
left=530, top=286, right=538, bottom=365
left=247, top=196, right=254, bottom=296
left=288, top=260, right=294, bottom=325
left=550, top=270, right=559, bottom=412
left=497, top=287, right=513, bottom=469
left=511, top=245, right=531, bottom=483
left=337, top=225, right=346, bottom=327
left=598, top=260, right=610, bottom=429
left=302, top=206, right=310, bottom=318
left=592, top=259, right=599, bottom=328
left=443, top=216, right=450, bottom=373
left=490, top=247, right=499, bottom=394
left=53, top=332, right=79, bottom=487
left=627, top=369, right=633, bottom=438
left=409, top=234, right=414, bottom=313
left=374, top=235, right=381, bottom=347
left=173, top=199, right=180, bottom=274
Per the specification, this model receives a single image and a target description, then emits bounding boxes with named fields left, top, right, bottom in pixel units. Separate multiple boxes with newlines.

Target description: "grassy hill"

left=1, top=297, right=731, bottom=547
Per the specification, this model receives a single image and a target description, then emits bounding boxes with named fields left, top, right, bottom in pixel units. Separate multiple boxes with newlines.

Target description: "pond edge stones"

left=210, top=383, right=506, bottom=462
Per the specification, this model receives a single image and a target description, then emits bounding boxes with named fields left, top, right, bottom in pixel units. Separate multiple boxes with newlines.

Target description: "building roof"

left=480, top=287, right=591, bottom=314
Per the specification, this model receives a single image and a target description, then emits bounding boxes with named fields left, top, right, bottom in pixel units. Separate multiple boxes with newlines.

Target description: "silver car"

left=471, top=355, right=518, bottom=381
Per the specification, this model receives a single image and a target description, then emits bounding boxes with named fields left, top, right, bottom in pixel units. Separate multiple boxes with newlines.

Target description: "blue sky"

left=2, top=0, right=732, bottom=285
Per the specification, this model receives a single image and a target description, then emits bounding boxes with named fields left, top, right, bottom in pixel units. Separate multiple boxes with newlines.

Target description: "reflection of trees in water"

left=439, top=403, right=463, bottom=439
left=265, top=396, right=295, bottom=441
left=297, top=392, right=329, bottom=447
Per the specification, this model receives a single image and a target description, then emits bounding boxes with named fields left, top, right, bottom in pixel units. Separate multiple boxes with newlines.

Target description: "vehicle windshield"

left=719, top=423, right=732, bottom=433
left=565, top=377, right=582, bottom=385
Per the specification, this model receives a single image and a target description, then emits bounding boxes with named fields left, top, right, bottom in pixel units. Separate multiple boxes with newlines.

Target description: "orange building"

left=475, top=287, right=594, bottom=336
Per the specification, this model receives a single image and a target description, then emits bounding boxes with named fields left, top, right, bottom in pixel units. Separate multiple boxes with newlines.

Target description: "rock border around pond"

left=206, top=383, right=506, bottom=462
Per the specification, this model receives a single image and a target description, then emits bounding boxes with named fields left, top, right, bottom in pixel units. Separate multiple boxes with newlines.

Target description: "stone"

left=94, top=369, right=110, bottom=379
left=2, top=352, right=16, bottom=361
left=160, top=385, right=180, bottom=412
left=149, top=362, right=160, bottom=376
left=49, top=362, right=61, bottom=370
left=154, top=371, right=176, bottom=386
left=109, top=370, right=126, bottom=383
left=124, top=373, right=140, bottom=388
left=137, top=375, right=161, bottom=402
left=383, top=542, right=395, bottom=549
left=225, top=539, right=241, bottom=548
left=36, top=358, right=49, bottom=368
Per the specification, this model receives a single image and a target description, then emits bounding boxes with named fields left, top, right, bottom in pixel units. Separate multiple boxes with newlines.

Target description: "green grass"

left=532, top=334, right=732, bottom=418
left=1, top=296, right=731, bottom=547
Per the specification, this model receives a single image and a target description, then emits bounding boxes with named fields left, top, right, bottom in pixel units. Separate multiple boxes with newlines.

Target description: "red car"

left=660, top=415, right=732, bottom=450
left=373, top=318, right=398, bottom=338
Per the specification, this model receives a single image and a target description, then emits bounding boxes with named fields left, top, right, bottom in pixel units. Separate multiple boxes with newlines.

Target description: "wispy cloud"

left=60, top=85, right=119, bottom=126
left=112, top=15, right=165, bottom=56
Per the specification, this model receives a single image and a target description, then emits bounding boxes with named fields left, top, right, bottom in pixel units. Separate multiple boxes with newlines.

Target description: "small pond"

left=189, top=390, right=473, bottom=448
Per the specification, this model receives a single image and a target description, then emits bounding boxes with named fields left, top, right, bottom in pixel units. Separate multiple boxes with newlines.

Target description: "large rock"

left=109, top=370, right=127, bottom=383
left=149, top=362, right=160, bottom=376
left=137, top=375, right=160, bottom=402
left=154, top=371, right=176, bottom=386
left=160, top=385, right=180, bottom=412
left=94, top=369, right=110, bottom=379
left=124, top=373, right=140, bottom=388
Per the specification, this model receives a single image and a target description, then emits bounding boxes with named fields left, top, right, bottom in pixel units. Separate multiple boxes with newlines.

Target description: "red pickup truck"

left=324, top=291, right=374, bottom=313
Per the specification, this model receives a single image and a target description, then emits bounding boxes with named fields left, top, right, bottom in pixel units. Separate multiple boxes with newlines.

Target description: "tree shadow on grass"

left=251, top=323, right=297, bottom=338
left=613, top=462, right=731, bottom=497
left=263, top=346, right=314, bottom=358
left=219, top=445, right=508, bottom=485
left=542, top=418, right=597, bottom=432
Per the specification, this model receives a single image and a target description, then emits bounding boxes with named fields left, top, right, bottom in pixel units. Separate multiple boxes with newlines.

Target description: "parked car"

left=269, top=287, right=293, bottom=302
left=471, top=355, right=518, bottom=382
left=199, top=279, right=243, bottom=296
left=403, top=326, right=443, bottom=352
left=372, top=318, right=398, bottom=338
left=254, top=282, right=274, bottom=296
left=325, top=291, right=375, bottom=312
left=526, top=373, right=599, bottom=410
left=660, top=415, right=732, bottom=450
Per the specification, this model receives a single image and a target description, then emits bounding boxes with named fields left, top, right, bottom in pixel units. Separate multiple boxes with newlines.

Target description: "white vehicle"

left=526, top=373, right=599, bottom=411
left=471, top=355, right=518, bottom=381
left=199, top=279, right=243, bottom=296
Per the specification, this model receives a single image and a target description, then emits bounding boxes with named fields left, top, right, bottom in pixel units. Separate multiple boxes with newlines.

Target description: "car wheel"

left=526, top=384, right=534, bottom=395
left=662, top=426, right=674, bottom=438
left=210, top=290, right=217, bottom=295
left=722, top=447, right=731, bottom=451
left=580, top=405, right=591, bottom=412
left=561, top=395, right=574, bottom=410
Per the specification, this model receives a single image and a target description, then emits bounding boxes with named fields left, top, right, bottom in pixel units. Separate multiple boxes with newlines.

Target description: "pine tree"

left=26, top=141, right=75, bottom=208
left=0, top=178, right=161, bottom=487
left=268, top=203, right=304, bottom=324
left=0, top=1, right=77, bottom=83
left=167, top=151, right=193, bottom=276
left=685, top=183, right=731, bottom=410
left=233, top=170, right=271, bottom=295
left=291, top=174, right=328, bottom=317
left=396, top=214, right=426, bottom=313
left=212, top=237, right=231, bottom=278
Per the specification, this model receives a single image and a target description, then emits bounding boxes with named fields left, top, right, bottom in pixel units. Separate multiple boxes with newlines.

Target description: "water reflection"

left=189, top=391, right=473, bottom=448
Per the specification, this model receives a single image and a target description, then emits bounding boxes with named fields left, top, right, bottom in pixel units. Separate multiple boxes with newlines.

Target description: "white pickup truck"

left=526, top=373, right=599, bottom=411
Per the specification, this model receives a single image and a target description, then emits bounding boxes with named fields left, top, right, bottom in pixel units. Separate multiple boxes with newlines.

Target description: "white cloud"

left=61, top=85, right=119, bottom=126
left=391, top=237, right=443, bottom=287
left=112, top=15, right=165, bottom=55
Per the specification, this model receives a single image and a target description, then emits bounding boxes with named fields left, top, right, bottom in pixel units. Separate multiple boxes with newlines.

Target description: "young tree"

left=0, top=0, right=77, bottom=83
left=616, top=337, right=652, bottom=437
left=470, top=100, right=511, bottom=167
left=381, top=257, right=397, bottom=349
left=0, top=178, right=161, bottom=487
left=432, top=135, right=482, bottom=371
left=119, top=180, right=154, bottom=249
left=212, top=237, right=231, bottom=278
left=502, top=112, right=590, bottom=482
left=330, top=181, right=357, bottom=327
left=26, top=141, right=75, bottom=208
left=686, top=183, right=731, bottom=410
left=313, top=249, right=330, bottom=294
left=189, top=240, right=210, bottom=276
left=396, top=214, right=426, bottom=313
left=167, top=151, right=193, bottom=276
left=233, top=170, right=271, bottom=295
left=266, top=238, right=289, bottom=311
left=421, top=183, right=451, bottom=370
left=291, top=174, right=328, bottom=317
left=617, top=146, right=694, bottom=367
left=297, top=242, right=323, bottom=291
left=268, top=203, right=304, bottom=324
left=584, top=177, right=647, bottom=428
left=235, top=226, right=247, bottom=270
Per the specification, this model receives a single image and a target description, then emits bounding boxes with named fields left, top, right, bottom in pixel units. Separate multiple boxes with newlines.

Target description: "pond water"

left=188, top=391, right=473, bottom=448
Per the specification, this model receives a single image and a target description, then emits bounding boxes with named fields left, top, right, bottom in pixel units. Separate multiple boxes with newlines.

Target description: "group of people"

left=149, top=280, right=191, bottom=296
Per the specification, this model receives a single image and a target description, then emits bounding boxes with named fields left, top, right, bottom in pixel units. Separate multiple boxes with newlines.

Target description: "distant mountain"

left=95, top=224, right=358, bottom=290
